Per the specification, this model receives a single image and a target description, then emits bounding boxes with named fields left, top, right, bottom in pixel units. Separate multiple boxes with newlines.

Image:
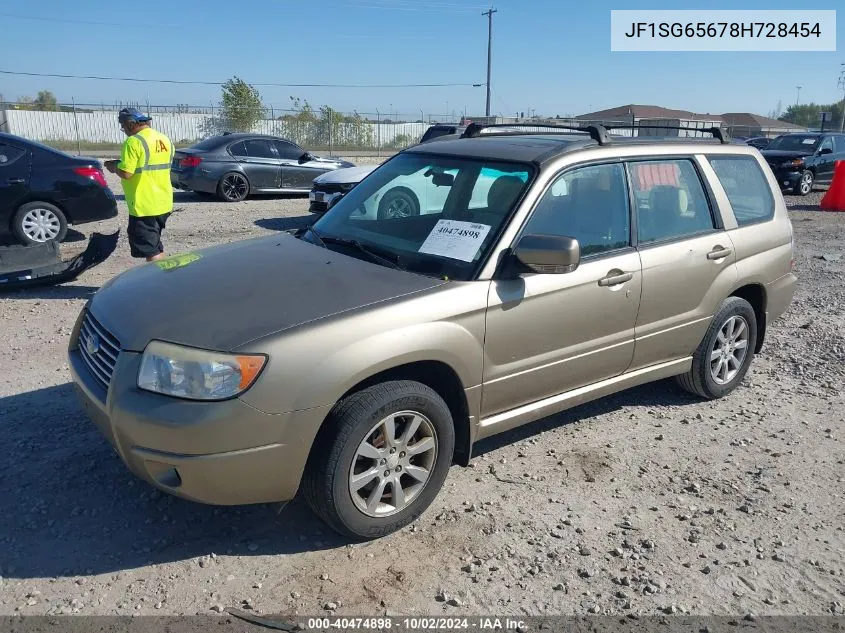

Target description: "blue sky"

left=0, top=0, right=841, bottom=119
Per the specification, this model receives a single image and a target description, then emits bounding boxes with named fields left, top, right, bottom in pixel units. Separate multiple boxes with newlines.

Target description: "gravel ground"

left=0, top=175, right=843, bottom=619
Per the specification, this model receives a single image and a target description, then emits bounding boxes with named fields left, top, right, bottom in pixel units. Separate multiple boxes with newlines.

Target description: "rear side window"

left=707, top=156, right=775, bottom=227
left=627, top=159, right=715, bottom=244
left=0, top=143, right=26, bottom=166
left=229, top=141, right=248, bottom=157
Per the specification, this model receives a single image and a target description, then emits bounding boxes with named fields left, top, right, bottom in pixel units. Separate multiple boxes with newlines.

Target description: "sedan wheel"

left=217, top=172, right=249, bottom=202
left=13, top=202, right=68, bottom=245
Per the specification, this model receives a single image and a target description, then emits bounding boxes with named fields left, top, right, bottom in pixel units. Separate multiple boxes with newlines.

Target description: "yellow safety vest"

left=117, top=127, right=174, bottom=217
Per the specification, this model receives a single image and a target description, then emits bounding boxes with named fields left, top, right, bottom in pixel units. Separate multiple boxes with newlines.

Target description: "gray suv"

left=69, top=123, right=797, bottom=539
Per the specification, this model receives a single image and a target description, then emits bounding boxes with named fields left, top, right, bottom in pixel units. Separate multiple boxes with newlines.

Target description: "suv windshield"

left=766, top=135, right=821, bottom=152
left=306, top=152, right=533, bottom=280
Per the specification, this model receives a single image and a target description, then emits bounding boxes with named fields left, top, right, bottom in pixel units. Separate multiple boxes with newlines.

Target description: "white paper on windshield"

left=802, top=138, right=816, bottom=144
left=418, top=220, right=492, bottom=262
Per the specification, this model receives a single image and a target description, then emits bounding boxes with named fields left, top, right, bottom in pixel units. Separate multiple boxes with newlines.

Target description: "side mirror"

left=507, top=234, right=580, bottom=275
left=298, top=152, right=315, bottom=164
left=819, top=147, right=833, bottom=155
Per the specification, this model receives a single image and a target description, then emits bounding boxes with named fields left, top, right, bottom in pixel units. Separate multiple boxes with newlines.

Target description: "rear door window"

left=627, top=159, right=715, bottom=244
left=707, top=156, right=775, bottom=227
left=835, top=135, right=845, bottom=153
left=242, top=139, right=276, bottom=159
left=0, top=143, right=26, bottom=166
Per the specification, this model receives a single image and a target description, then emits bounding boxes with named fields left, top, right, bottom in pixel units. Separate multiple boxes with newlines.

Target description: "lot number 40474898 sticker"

left=418, top=220, right=491, bottom=263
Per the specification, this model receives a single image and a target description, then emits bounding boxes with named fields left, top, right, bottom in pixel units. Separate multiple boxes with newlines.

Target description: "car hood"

left=314, top=165, right=378, bottom=185
left=304, top=156, right=355, bottom=169
left=89, top=233, right=445, bottom=352
left=760, top=149, right=814, bottom=161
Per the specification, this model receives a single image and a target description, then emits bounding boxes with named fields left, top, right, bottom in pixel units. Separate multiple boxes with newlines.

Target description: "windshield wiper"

left=308, top=227, right=406, bottom=271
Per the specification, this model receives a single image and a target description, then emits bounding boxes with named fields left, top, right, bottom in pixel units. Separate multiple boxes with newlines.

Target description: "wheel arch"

left=729, top=283, right=767, bottom=353
left=308, top=360, right=473, bottom=469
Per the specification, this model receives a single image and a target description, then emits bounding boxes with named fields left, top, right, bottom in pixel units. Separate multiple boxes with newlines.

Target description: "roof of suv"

left=403, top=133, right=743, bottom=165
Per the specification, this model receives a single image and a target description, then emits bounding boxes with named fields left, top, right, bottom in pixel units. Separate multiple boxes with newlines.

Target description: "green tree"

left=219, top=76, right=265, bottom=132
left=779, top=101, right=844, bottom=129
left=34, top=90, right=58, bottom=111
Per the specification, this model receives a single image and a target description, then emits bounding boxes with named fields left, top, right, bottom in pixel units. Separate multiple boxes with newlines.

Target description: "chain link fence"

left=0, top=102, right=466, bottom=156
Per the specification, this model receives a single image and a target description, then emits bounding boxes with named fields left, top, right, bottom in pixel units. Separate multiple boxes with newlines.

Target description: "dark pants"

left=127, top=213, right=170, bottom=258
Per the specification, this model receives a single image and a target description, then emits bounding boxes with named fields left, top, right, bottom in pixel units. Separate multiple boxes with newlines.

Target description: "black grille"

left=77, top=311, right=121, bottom=390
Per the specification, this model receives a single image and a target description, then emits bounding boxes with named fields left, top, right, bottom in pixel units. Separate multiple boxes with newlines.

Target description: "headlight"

left=137, top=340, right=266, bottom=401
left=782, top=158, right=804, bottom=168
left=339, top=182, right=356, bottom=191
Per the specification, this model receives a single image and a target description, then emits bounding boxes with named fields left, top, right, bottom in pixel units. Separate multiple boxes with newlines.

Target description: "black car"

left=170, top=133, right=355, bottom=202
left=0, top=132, right=118, bottom=246
left=761, top=132, right=845, bottom=195
left=745, top=136, right=771, bottom=150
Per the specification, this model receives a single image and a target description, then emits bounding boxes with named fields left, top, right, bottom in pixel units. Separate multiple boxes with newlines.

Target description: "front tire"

left=13, top=201, right=68, bottom=245
left=377, top=187, right=419, bottom=220
left=302, top=380, right=455, bottom=540
left=793, top=170, right=814, bottom=196
left=675, top=296, right=757, bottom=400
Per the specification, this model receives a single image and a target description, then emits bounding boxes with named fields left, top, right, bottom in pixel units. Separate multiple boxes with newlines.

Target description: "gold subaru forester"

left=69, top=123, right=797, bottom=539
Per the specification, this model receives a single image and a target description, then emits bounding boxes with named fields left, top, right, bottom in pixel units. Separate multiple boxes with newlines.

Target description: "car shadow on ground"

left=0, top=378, right=700, bottom=580
left=0, top=383, right=348, bottom=581
left=254, top=216, right=314, bottom=233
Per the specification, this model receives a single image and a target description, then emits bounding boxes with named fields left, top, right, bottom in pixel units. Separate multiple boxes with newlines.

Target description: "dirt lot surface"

left=1, top=172, right=843, bottom=620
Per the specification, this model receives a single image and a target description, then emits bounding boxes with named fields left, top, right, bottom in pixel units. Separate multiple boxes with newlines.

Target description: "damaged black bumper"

left=0, top=231, right=119, bottom=292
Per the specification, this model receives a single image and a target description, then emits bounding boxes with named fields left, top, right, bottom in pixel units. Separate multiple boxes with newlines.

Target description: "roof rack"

left=460, top=122, right=731, bottom=145
left=461, top=122, right=612, bottom=145
left=602, top=124, right=731, bottom=144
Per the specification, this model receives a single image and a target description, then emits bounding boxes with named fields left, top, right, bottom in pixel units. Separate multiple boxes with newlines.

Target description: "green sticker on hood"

left=155, top=252, right=202, bottom=271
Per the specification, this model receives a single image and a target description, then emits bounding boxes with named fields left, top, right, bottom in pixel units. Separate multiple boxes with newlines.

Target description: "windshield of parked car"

left=766, top=135, right=820, bottom=152
left=305, top=152, right=533, bottom=280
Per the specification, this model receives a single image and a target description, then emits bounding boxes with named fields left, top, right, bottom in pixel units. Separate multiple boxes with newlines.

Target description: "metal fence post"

left=71, top=97, right=81, bottom=156
left=376, top=110, right=380, bottom=158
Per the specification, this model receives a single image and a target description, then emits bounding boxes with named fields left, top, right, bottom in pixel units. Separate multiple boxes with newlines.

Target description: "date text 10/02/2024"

left=305, top=617, right=527, bottom=630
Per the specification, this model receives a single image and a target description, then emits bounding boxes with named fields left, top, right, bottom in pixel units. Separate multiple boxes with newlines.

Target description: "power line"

left=0, top=70, right=483, bottom=89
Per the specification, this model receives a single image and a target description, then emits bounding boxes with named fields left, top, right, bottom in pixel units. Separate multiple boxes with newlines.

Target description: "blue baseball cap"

left=118, top=107, right=152, bottom=123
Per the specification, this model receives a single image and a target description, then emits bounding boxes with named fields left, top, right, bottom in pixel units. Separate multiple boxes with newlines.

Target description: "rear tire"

left=675, top=296, right=757, bottom=400
left=13, top=201, right=68, bottom=246
left=302, top=380, right=455, bottom=540
left=217, top=172, right=250, bottom=202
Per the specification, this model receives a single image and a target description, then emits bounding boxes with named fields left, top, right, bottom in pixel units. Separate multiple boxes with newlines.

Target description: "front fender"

left=237, top=283, right=490, bottom=415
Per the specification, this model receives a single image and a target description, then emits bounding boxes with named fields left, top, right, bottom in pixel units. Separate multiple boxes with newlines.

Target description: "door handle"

left=707, top=246, right=733, bottom=260
left=6, top=178, right=25, bottom=184
left=598, top=271, right=633, bottom=287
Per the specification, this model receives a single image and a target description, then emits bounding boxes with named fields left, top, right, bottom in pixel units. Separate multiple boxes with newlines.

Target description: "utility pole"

left=483, top=8, right=497, bottom=119
left=839, top=63, right=845, bottom=132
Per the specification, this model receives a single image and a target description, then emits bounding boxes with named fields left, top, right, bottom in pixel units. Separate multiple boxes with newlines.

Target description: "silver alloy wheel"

left=21, top=207, right=61, bottom=242
left=710, top=315, right=750, bottom=385
left=348, top=410, right=438, bottom=518
left=384, top=196, right=413, bottom=219
left=222, top=174, right=248, bottom=201
left=799, top=172, right=813, bottom=195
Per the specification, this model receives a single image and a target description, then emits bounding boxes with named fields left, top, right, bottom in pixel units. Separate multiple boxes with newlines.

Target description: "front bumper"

left=768, top=167, right=802, bottom=189
left=308, top=188, right=346, bottom=213
left=67, top=309, right=331, bottom=505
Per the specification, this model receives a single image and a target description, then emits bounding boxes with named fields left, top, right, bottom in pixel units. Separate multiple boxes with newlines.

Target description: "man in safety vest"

left=104, top=108, right=174, bottom=262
